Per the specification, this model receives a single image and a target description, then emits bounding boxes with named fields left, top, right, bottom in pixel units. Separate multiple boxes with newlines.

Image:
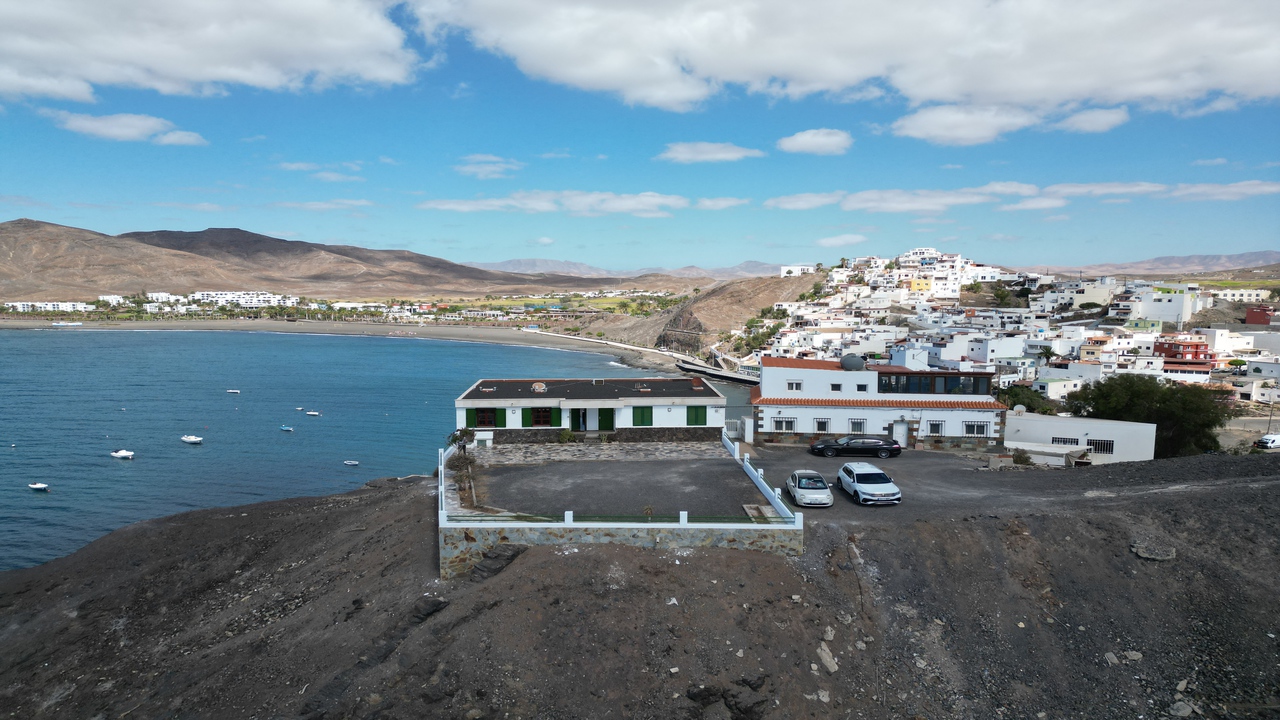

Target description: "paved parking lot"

left=475, top=457, right=769, bottom=518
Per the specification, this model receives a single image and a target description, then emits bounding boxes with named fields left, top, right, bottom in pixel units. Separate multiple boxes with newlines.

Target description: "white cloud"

left=454, top=154, right=525, bottom=179
left=417, top=190, right=690, bottom=217
left=998, top=197, right=1069, bottom=211
left=776, top=129, right=853, bottom=155
left=815, top=233, right=868, bottom=248
left=1192, top=158, right=1228, bottom=166
left=379, top=156, right=399, bottom=165
left=1, top=0, right=416, bottom=102
left=1101, top=198, right=1132, bottom=204
left=763, top=192, right=846, bottom=210
left=539, top=151, right=571, bottom=159
left=154, top=201, right=224, bottom=211
left=967, top=181, right=1038, bottom=197
left=840, top=188, right=998, bottom=213
left=534, top=236, right=554, bottom=245
left=696, top=197, right=751, bottom=210
left=911, top=217, right=955, bottom=224
left=279, top=162, right=321, bottom=171
left=1055, top=107, right=1130, bottom=133
left=41, top=109, right=169, bottom=141
left=153, top=130, right=208, bottom=146
left=1043, top=182, right=1167, bottom=197
left=1045, top=214, right=1071, bottom=222
left=892, top=105, right=1042, bottom=145
left=312, top=171, right=365, bottom=182
left=276, top=198, right=373, bottom=211
left=941, top=164, right=963, bottom=170
left=656, top=142, right=764, bottom=163
left=1166, top=181, right=1280, bottom=201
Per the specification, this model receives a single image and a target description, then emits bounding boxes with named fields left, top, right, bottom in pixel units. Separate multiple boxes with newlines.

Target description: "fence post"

left=565, top=511, right=573, bottom=524
left=679, top=511, right=688, bottom=526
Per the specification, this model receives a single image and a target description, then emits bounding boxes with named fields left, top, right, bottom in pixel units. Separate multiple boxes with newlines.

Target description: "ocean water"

left=0, top=329, right=677, bottom=571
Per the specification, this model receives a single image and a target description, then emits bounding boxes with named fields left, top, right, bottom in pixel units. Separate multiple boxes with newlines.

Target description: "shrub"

left=1011, top=448, right=1033, bottom=465
left=557, top=428, right=576, bottom=443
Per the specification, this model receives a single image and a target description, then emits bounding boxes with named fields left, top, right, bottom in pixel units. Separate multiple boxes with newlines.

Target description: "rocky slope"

left=1, top=455, right=1278, bottom=718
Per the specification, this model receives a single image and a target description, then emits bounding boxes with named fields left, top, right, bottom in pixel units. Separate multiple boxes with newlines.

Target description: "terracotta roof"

left=760, top=356, right=842, bottom=370
left=750, top=387, right=1005, bottom=410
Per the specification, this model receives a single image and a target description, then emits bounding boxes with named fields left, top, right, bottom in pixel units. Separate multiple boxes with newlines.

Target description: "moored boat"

left=343, top=460, right=359, bottom=466
left=110, top=449, right=134, bottom=459
left=180, top=435, right=203, bottom=444
left=305, top=411, right=320, bottom=416
left=280, top=425, right=293, bottom=432
left=226, top=389, right=240, bottom=394
left=29, top=483, right=49, bottom=491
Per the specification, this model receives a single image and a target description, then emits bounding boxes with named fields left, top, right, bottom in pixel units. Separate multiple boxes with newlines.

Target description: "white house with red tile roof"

left=750, top=356, right=1007, bottom=450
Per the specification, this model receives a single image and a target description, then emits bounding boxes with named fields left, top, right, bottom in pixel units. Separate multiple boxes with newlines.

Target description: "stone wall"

left=492, top=428, right=564, bottom=444
left=439, top=522, right=803, bottom=579
left=612, top=427, right=722, bottom=443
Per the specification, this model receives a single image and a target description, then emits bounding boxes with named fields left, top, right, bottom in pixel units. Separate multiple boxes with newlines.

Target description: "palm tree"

left=1037, top=346, right=1058, bottom=365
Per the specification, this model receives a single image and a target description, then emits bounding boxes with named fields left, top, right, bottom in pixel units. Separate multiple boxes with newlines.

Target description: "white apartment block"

left=98, top=295, right=125, bottom=306
left=780, top=265, right=816, bottom=277
left=4, top=301, right=95, bottom=313
left=1210, top=288, right=1269, bottom=304
left=189, top=291, right=299, bottom=308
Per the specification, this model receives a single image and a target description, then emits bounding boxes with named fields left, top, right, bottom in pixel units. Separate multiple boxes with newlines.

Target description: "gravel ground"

left=1, top=456, right=1278, bottom=719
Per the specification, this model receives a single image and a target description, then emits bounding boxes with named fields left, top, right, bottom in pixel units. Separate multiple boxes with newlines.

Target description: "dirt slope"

left=2, top=455, right=1278, bottom=718
left=0, top=219, right=700, bottom=300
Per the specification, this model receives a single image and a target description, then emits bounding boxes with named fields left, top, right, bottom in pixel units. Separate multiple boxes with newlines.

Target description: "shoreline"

left=0, top=317, right=680, bottom=372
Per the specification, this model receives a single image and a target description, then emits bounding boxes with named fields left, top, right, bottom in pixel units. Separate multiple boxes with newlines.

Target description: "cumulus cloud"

left=279, top=162, right=321, bottom=171
left=891, top=105, right=1042, bottom=145
left=776, top=129, right=853, bottom=155
left=417, top=190, right=690, bottom=217
left=534, top=236, right=554, bottom=245
left=1, top=0, right=416, bottom=102
left=1192, top=158, right=1228, bottom=166
left=998, top=197, right=1069, bottom=211
left=1166, top=181, right=1280, bottom=201
left=762, top=192, right=846, bottom=210
left=656, top=142, right=765, bottom=163
left=696, top=197, right=751, bottom=210
left=39, top=109, right=206, bottom=144
left=840, top=189, right=999, bottom=213
left=815, top=233, right=868, bottom=248
left=1043, top=182, right=1167, bottom=197
left=276, top=198, right=373, bottom=211
left=454, top=154, right=525, bottom=179
left=312, top=171, right=365, bottom=182
left=1055, top=107, right=1130, bottom=133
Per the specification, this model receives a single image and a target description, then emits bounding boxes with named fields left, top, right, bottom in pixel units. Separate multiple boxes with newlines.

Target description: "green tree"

left=997, top=385, right=1060, bottom=415
left=1063, top=374, right=1235, bottom=458
left=446, top=427, right=475, bottom=456
left=1036, top=346, right=1058, bottom=365
left=1077, top=302, right=1102, bottom=310
left=992, top=287, right=1012, bottom=307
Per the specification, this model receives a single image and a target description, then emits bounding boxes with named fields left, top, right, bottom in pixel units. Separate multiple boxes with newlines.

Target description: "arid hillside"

left=0, top=219, right=705, bottom=300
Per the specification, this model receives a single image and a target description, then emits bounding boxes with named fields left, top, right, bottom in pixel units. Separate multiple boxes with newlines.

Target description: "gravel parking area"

left=473, top=455, right=768, bottom=517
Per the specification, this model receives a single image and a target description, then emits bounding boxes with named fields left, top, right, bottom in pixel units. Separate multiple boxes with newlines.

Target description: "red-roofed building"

left=750, top=356, right=1006, bottom=450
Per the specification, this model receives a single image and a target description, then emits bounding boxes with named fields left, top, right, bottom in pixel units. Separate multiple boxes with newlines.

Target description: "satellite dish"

left=1013, top=404, right=1027, bottom=415
left=839, top=355, right=866, bottom=371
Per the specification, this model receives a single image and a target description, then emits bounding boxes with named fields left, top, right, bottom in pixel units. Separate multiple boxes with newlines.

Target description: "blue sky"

left=1, top=0, right=1278, bottom=271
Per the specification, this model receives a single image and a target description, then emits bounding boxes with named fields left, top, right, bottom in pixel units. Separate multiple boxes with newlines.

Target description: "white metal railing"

left=723, top=429, right=794, bottom=518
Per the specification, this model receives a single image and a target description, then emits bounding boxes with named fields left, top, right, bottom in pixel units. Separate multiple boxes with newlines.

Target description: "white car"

left=1256, top=434, right=1280, bottom=450
left=836, top=462, right=902, bottom=505
left=786, top=470, right=833, bottom=507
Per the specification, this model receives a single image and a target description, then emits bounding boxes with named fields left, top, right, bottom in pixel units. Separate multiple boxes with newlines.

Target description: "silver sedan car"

left=786, top=470, right=834, bottom=507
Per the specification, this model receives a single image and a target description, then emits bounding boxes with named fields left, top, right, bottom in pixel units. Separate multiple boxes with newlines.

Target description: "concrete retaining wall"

left=439, top=522, right=803, bottom=579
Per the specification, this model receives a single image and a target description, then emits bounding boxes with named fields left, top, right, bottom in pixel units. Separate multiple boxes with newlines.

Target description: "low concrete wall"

left=612, top=427, right=722, bottom=443
left=439, top=523, right=803, bottom=579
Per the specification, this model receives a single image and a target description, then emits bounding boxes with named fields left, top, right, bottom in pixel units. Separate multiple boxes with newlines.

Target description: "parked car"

left=835, top=462, right=902, bottom=505
left=1256, top=434, right=1280, bottom=449
left=785, top=470, right=833, bottom=507
left=809, top=435, right=902, bottom=459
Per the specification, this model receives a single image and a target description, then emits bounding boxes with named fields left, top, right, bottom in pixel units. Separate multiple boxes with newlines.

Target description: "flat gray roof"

left=459, top=377, right=725, bottom=402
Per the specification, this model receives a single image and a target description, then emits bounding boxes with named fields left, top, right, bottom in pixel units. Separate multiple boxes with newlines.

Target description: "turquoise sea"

left=0, top=329, right=740, bottom=572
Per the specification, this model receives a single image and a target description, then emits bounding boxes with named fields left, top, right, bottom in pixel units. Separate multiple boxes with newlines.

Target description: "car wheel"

left=856, top=492, right=867, bottom=505
left=823, top=448, right=837, bottom=458
left=877, top=449, right=891, bottom=459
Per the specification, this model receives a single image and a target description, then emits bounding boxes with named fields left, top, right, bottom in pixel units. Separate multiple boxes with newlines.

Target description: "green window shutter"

left=494, top=408, right=506, bottom=428
left=686, top=405, right=706, bottom=426
left=521, top=407, right=532, bottom=427
left=550, top=408, right=562, bottom=427
left=633, top=406, right=652, bottom=427
left=465, top=408, right=477, bottom=428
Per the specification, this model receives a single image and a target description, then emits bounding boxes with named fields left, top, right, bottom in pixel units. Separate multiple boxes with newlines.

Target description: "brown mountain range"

left=0, top=219, right=708, bottom=301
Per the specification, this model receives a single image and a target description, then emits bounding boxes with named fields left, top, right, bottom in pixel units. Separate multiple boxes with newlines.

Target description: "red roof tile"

left=760, top=356, right=842, bottom=370
left=752, top=394, right=1007, bottom=410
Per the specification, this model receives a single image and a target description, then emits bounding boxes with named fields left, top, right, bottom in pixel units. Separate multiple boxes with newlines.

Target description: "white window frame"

left=927, top=420, right=944, bottom=436
left=814, top=418, right=830, bottom=433
left=786, top=380, right=803, bottom=392
left=849, top=418, right=867, bottom=434
left=830, top=383, right=842, bottom=392
left=1086, top=439, right=1115, bottom=454
left=773, top=416, right=797, bottom=432
left=963, top=421, right=990, bottom=437
left=856, top=384, right=868, bottom=392
left=1051, top=437, right=1079, bottom=446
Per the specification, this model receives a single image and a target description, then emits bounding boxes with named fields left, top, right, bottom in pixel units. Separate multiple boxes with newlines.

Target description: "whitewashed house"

left=1004, top=412, right=1156, bottom=465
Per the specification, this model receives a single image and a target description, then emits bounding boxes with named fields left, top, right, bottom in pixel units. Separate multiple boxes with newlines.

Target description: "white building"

left=1032, top=377, right=1085, bottom=400
left=1005, top=412, right=1156, bottom=465
left=189, top=291, right=299, bottom=308
left=98, top=295, right=126, bottom=306
left=780, top=265, right=817, bottom=278
left=1210, top=288, right=1269, bottom=304
left=750, top=356, right=1006, bottom=450
left=3, top=301, right=95, bottom=313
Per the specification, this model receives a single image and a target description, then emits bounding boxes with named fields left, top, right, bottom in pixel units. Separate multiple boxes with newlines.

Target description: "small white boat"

left=180, top=435, right=203, bottom=445
left=295, top=407, right=304, bottom=411
left=280, top=425, right=293, bottom=432
left=110, top=449, right=134, bottom=459
left=29, top=483, right=49, bottom=492
left=226, top=389, right=241, bottom=394
left=343, top=460, right=359, bottom=466
left=305, top=411, right=320, bottom=416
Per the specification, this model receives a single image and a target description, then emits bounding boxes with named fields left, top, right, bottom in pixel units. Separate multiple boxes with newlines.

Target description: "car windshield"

left=855, top=472, right=893, bottom=485
left=797, top=477, right=828, bottom=490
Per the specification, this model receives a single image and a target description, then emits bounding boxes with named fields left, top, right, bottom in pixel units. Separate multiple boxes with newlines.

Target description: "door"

left=570, top=409, right=585, bottom=432
left=892, top=421, right=909, bottom=446
left=598, top=408, right=615, bottom=431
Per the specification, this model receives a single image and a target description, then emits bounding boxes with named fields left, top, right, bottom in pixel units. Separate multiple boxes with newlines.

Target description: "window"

left=963, top=421, right=989, bottom=437
left=475, top=408, right=497, bottom=427
left=815, top=418, right=830, bottom=433
left=856, top=384, right=868, bottom=392
left=773, top=417, right=796, bottom=432
left=787, top=380, right=803, bottom=391
left=830, top=383, right=842, bottom=392
left=632, top=406, right=653, bottom=427
left=849, top=419, right=867, bottom=434
left=686, top=405, right=707, bottom=426
left=531, top=407, right=554, bottom=426
left=1087, top=439, right=1115, bottom=455
left=927, top=421, right=944, bottom=436
left=1051, top=437, right=1079, bottom=446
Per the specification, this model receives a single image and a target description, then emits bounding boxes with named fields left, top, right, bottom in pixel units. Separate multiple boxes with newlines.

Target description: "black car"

left=809, top=435, right=902, bottom=459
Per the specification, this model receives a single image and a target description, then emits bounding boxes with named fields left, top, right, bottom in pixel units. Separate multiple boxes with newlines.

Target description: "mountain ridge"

left=464, top=258, right=781, bottom=280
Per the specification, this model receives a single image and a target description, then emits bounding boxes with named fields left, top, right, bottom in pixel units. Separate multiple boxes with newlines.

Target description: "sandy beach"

left=0, top=317, right=680, bottom=371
